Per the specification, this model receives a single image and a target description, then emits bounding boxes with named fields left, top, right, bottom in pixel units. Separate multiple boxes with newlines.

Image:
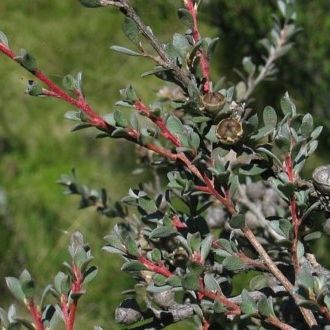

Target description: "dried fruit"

left=216, top=116, right=243, bottom=145
left=201, top=92, right=226, bottom=113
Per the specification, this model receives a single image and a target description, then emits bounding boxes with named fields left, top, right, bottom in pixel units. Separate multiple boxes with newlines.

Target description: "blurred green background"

left=0, top=1, right=329, bottom=329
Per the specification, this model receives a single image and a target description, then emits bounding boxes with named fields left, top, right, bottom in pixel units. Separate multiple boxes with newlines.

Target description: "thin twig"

left=101, top=0, right=192, bottom=90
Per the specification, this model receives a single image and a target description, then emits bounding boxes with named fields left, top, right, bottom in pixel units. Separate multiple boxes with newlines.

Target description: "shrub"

left=0, top=0, right=329, bottom=329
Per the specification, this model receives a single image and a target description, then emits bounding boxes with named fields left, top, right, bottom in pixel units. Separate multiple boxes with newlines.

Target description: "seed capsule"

left=312, top=165, right=330, bottom=211
left=152, top=289, right=175, bottom=308
left=216, top=117, right=243, bottom=145
left=115, top=299, right=143, bottom=325
left=201, top=92, right=226, bottom=113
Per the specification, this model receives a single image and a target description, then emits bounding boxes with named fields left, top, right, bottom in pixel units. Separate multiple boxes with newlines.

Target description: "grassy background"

left=0, top=1, right=329, bottom=329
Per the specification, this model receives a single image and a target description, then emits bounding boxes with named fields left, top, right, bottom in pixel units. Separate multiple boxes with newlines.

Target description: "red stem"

left=284, top=154, right=302, bottom=274
left=26, top=299, right=44, bottom=330
left=134, top=101, right=182, bottom=147
left=60, top=265, right=83, bottom=330
left=0, top=42, right=108, bottom=130
left=138, top=255, right=240, bottom=315
left=184, top=0, right=210, bottom=93
left=138, top=256, right=172, bottom=277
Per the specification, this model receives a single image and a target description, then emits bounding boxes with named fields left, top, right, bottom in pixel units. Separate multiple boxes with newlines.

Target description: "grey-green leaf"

left=182, top=272, right=200, bottom=291
left=5, top=277, right=26, bottom=302
left=0, top=31, right=9, bottom=47
left=122, top=17, right=140, bottom=45
left=110, top=45, right=142, bottom=57
left=263, top=106, right=277, bottom=127
left=149, top=227, right=178, bottom=239
left=79, top=0, right=102, bottom=8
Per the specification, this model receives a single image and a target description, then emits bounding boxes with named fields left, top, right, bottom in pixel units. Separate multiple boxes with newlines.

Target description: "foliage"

left=0, top=0, right=330, bottom=329
left=205, top=0, right=330, bottom=150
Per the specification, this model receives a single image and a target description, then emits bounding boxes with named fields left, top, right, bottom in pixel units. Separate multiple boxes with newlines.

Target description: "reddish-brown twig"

left=26, top=299, right=44, bottom=330
left=134, top=100, right=182, bottom=147
left=184, top=0, right=210, bottom=93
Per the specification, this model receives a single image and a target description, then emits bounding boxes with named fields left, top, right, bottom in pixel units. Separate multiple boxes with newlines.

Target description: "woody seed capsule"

left=201, top=92, right=226, bottom=113
left=312, top=165, right=330, bottom=211
left=216, top=117, right=243, bottom=145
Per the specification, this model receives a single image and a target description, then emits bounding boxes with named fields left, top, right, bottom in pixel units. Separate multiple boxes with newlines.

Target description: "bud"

left=152, top=289, right=175, bottom=308
left=115, top=299, right=142, bottom=325
left=201, top=92, right=226, bottom=113
left=216, top=117, right=243, bottom=145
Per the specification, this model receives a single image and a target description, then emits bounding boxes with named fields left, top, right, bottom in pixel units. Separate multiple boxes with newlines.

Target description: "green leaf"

left=0, top=31, right=9, bottom=47
left=83, top=266, right=98, bottom=284
left=300, top=113, right=314, bottom=137
left=223, top=256, right=244, bottom=271
left=280, top=92, right=296, bottom=116
left=138, top=197, right=157, bottom=213
left=240, top=289, right=257, bottom=315
left=200, top=235, right=213, bottom=261
left=297, top=240, right=304, bottom=262
left=5, top=277, right=26, bottom=302
left=151, top=248, right=161, bottom=263
left=258, top=296, right=275, bottom=317
left=324, top=295, right=330, bottom=311
left=121, top=261, right=147, bottom=272
left=172, top=33, right=190, bottom=57
left=125, top=235, right=138, bottom=257
left=79, top=0, right=102, bottom=7
left=303, top=231, right=322, bottom=241
left=213, top=301, right=227, bottom=314
left=166, top=275, right=182, bottom=287
left=110, top=45, right=142, bottom=56
left=229, top=214, right=245, bottom=229
left=242, top=57, right=256, bottom=75
left=54, top=272, right=69, bottom=294
left=122, top=17, right=140, bottom=45
left=251, top=125, right=275, bottom=141
left=177, top=8, right=193, bottom=28
left=149, top=226, right=178, bottom=239
left=182, top=273, right=200, bottom=291
left=15, top=49, right=37, bottom=72
left=263, top=106, right=277, bottom=127
left=239, top=163, right=267, bottom=176
left=205, top=125, right=219, bottom=143
left=204, top=273, right=220, bottom=292
left=187, top=232, right=201, bottom=252
left=311, top=126, right=323, bottom=140
left=153, top=274, right=167, bottom=286
left=166, top=115, right=184, bottom=136
left=113, top=110, right=127, bottom=127
left=26, top=80, right=43, bottom=96
left=249, top=274, right=268, bottom=290
left=296, top=267, right=314, bottom=289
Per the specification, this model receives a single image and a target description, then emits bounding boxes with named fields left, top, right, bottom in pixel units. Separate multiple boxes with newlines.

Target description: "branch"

left=0, top=43, right=109, bottom=130
left=184, top=0, right=210, bottom=93
left=243, top=227, right=317, bottom=328
left=241, top=23, right=294, bottom=101
left=101, top=0, right=192, bottom=90
left=26, top=299, right=44, bottom=330
left=236, top=184, right=284, bottom=240
left=133, top=100, right=182, bottom=147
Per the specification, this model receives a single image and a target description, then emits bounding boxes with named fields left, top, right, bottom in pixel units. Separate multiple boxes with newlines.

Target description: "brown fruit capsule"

left=312, top=165, right=330, bottom=211
left=201, top=92, right=226, bottom=113
left=216, top=117, right=243, bottom=145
